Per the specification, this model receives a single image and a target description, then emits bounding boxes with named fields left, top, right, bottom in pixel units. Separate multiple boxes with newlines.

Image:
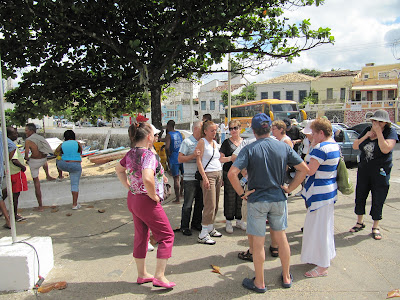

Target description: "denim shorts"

left=247, top=201, right=287, bottom=236
left=56, top=160, right=82, bottom=192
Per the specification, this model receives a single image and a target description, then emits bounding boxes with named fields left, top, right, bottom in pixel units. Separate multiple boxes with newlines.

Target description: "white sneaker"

left=236, top=220, right=247, bottom=231
left=147, top=241, right=155, bottom=252
left=72, top=204, right=81, bottom=210
left=197, top=234, right=216, bottom=245
left=209, top=228, right=222, bottom=237
left=226, top=221, right=233, bottom=234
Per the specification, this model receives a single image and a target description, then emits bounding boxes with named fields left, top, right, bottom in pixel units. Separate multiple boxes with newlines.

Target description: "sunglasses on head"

left=229, top=126, right=239, bottom=131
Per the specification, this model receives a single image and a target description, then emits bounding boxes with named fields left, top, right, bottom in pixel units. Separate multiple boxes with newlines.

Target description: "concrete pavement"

left=0, top=148, right=399, bottom=299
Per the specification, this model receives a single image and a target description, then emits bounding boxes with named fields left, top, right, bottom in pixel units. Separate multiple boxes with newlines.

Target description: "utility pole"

left=227, top=53, right=231, bottom=124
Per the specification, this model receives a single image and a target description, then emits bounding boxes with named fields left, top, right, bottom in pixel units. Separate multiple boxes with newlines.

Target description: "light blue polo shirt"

left=179, top=135, right=199, bottom=181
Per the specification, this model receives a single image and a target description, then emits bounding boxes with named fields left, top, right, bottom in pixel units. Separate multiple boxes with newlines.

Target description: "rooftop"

left=256, top=72, right=315, bottom=84
left=319, top=70, right=360, bottom=78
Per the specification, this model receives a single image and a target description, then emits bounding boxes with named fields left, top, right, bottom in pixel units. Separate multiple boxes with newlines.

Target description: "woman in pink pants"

left=116, top=122, right=175, bottom=289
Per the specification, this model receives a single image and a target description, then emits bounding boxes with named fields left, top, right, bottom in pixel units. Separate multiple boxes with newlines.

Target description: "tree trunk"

left=150, top=85, right=162, bottom=129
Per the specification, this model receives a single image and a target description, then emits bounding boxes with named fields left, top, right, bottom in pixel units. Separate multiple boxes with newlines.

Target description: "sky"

left=201, top=0, right=400, bottom=84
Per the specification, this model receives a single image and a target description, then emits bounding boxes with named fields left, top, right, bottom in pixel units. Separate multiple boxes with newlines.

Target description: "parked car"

left=349, top=122, right=400, bottom=142
left=335, top=129, right=360, bottom=163
left=331, top=123, right=349, bottom=130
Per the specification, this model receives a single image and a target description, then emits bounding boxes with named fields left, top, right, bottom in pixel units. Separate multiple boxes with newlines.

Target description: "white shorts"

left=28, top=158, right=47, bottom=178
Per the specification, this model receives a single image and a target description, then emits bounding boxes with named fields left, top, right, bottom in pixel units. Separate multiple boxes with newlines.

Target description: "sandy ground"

left=24, top=157, right=117, bottom=182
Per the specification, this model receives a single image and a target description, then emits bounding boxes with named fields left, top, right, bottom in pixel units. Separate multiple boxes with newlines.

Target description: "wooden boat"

left=89, top=148, right=129, bottom=164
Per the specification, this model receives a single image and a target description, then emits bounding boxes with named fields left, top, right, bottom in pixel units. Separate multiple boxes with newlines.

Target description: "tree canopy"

left=297, top=68, right=322, bottom=77
left=0, top=0, right=334, bottom=127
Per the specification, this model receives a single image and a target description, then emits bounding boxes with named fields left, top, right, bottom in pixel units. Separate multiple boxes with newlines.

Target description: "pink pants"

left=127, top=193, right=174, bottom=259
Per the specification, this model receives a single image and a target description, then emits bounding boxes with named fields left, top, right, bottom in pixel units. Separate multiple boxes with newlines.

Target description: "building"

left=197, top=76, right=247, bottom=122
left=254, top=73, right=315, bottom=103
left=351, top=63, right=400, bottom=102
left=311, top=70, right=359, bottom=104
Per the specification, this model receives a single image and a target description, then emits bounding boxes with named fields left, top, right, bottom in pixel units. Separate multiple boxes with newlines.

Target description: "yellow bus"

left=225, top=99, right=307, bottom=128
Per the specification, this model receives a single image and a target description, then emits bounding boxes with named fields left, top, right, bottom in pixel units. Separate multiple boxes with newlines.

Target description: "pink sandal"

left=304, top=267, right=328, bottom=278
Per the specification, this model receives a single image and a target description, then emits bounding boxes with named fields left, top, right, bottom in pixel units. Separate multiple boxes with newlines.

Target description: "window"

left=388, top=90, right=395, bottom=99
left=363, top=73, right=369, bottom=79
left=286, top=91, right=293, bottom=100
left=355, top=91, right=361, bottom=101
left=273, top=91, right=281, bottom=99
left=299, top=90, right=307, bottom=102
left=377, top=90, right=383, bottom=101
left=378, top=72, right=389, bottom=79
left=201, top=101, right=206, bottom=110
left=210, top=100, right=215, bottom=110
left=245, top=104, right=263, bottom=117
left=261, top=92, right=268, bottom=99
left=232, top=106, right=245, bottom=117
left=327, top=88, right=333, bottom=100
left=340, top=88, right=346, bottom=100
left=220, top=100, right=224, bottom=108
left=166, top=111, right=177, bottom=117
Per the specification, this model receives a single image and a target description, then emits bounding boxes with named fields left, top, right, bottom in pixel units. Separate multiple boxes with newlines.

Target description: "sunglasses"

left=229, top=126, right=239, bottom=131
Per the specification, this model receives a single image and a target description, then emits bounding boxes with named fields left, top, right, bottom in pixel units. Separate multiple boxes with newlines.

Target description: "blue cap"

left=251, top=113, right=272, bottom=129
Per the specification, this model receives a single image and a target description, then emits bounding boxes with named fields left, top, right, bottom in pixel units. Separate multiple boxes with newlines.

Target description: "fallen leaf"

left=98, top=209, right=105, bottom=213
left=51, top=208, right=59, bottom=213
left=66, top=213, right=72, bottom=217
left=388, top=289, right=400, bottom=298
left=211, top=265, right=222, bottom=275
left=38, top=281, right=67, bottom=293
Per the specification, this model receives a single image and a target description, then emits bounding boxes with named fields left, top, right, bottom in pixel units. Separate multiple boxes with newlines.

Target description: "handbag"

left=195, top=145, right=215, bottom=181
left=336, top=156, right=354, bottom=195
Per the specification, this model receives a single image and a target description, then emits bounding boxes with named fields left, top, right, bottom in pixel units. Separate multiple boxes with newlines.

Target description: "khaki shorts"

left=28, top=158, right=47, bottom=178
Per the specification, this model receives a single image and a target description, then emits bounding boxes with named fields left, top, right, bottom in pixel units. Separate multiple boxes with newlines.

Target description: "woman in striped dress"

left=301, top=118, right=340, bottom=278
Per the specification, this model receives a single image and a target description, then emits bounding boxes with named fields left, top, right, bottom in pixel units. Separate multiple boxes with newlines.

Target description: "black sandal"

left=349, top=222, right=365, bottom=233
left=269, top=246, right=279, bottom=257
left=238, top=249, right=253, bottom=262
left=372, top=228, right=382, bottom=240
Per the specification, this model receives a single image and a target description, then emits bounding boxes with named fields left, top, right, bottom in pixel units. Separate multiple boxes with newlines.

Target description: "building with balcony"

left=351, top=63, right=400, bottom=102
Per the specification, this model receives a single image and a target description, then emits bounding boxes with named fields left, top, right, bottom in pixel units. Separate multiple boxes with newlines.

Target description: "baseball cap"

left=150, top=124, right=161, bottom=135
left=251, top=113, right=272, bottom=129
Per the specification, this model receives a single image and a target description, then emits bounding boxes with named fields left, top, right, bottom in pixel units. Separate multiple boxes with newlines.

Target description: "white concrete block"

left=0, top=236, right=54, bottom=291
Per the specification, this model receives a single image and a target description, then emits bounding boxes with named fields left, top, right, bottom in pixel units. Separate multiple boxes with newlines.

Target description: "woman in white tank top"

left=195, top=121, right=223, bottom=245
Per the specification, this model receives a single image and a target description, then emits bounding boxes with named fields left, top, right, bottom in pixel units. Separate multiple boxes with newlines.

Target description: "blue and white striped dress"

left=301, top=141, right=340, bottom=268
left=302, top=142, right=341, bottom=211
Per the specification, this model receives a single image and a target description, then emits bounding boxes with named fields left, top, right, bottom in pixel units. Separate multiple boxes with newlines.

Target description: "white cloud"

left=204, top=0, right=400, bottom=84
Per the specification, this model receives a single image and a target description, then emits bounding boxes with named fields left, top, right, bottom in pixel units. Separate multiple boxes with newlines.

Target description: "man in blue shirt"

left=228, top=113, right=308, bottom=293
left=165, top=120, right=184, bottom=204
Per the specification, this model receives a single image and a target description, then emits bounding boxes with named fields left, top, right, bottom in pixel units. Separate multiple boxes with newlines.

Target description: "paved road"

left=0, top=144, right=399, bottom=299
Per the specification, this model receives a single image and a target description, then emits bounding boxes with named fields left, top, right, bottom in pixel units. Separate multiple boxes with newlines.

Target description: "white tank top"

left=201, top=138, right=222, bottom=172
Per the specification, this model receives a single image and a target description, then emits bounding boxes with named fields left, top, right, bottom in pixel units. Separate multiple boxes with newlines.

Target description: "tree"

left=0, top=0, right=333, bottom=128
left=297, top=68, right=322, bottom=77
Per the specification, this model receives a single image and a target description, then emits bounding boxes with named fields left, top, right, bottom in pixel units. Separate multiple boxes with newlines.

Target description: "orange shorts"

left=11, top=171, right=28, bottom=193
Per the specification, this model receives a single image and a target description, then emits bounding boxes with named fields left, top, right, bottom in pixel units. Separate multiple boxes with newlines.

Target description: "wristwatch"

left=239, top=192, right=245, bottom=198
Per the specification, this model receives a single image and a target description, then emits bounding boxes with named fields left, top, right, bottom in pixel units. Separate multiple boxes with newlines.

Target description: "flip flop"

left=3, top=223, right=11, bottom=229
left=242, top=277, right=267, bottom=293
left=238, top=249, right=253, bottom=262
left=281, top=273, right=293, bottom=288
left=349, top=222, right=365, bottom=233
left=304, top=267, right=328, bottom=278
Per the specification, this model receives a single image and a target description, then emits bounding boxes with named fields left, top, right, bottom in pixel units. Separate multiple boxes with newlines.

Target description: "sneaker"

left=72, top=204, right=81, bottom=210
left=197, top=234, right=216, bottom=245
left=226, top=222, right=233, bottom=234
left=209, top=228, right=222, bottom=238
left=147, top=241, right=155, bottom=252
left=181, top=228, right=192, bottom=236
left=15, top=215, right=27, bottom=222
left=236, top=220, right=247, bottom=231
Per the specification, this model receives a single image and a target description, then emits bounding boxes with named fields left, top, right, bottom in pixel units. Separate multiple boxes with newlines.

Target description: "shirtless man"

left=24, top=123, right=55, bottom=211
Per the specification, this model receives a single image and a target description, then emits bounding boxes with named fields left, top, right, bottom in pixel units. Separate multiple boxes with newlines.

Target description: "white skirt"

left=301, top=202, right=336, bottom=268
